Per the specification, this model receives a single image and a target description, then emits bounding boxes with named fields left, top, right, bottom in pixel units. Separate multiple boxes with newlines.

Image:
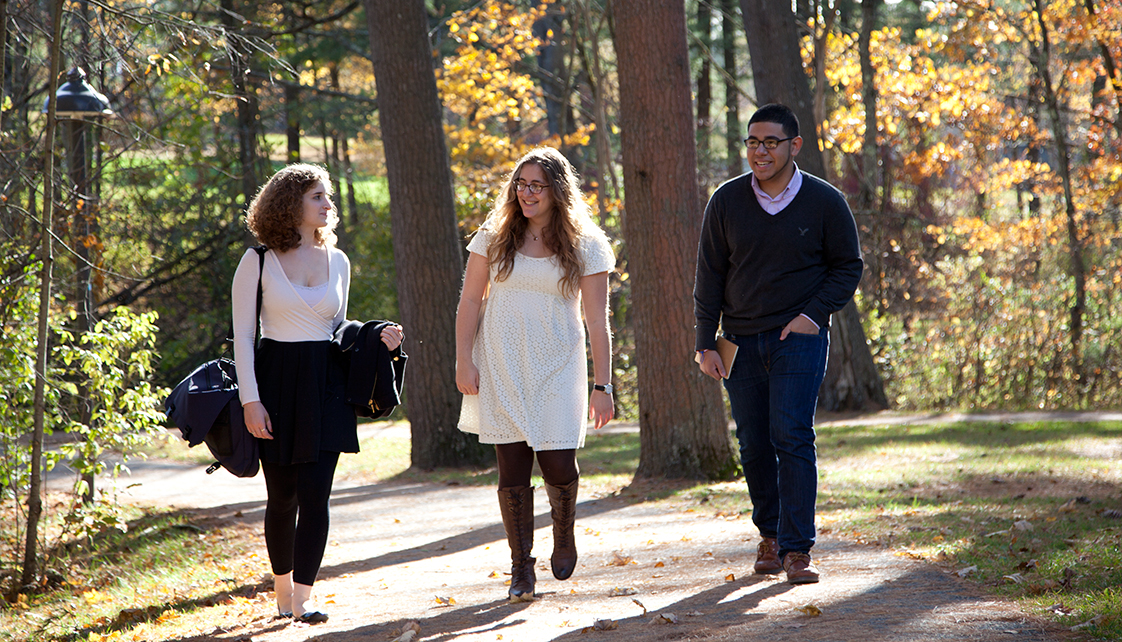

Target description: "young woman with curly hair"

left=232, top=163, right=404, bottom=623
left=455, top=147, right=615, bottom=602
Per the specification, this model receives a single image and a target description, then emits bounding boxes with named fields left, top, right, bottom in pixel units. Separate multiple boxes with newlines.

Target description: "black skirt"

left=255, top=339, right=358, bottom=465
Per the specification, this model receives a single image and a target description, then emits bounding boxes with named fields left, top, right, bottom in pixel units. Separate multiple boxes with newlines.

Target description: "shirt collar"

left=751, top=163, right=802, bottom=201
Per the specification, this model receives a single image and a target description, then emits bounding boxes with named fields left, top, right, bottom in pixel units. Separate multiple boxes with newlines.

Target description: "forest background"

left=0, top=0, right=1119, bottom=592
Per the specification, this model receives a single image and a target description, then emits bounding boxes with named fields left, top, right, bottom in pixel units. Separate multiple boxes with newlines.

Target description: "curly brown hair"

left=481, top=147, right=605, bottom=298
left=246, top=163, right=337, bottom=251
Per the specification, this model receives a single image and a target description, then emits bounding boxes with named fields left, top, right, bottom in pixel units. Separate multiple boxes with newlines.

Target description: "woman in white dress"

left=455, top=147, right=615, bottom=602
left=233, top=164, right=403, bottom=622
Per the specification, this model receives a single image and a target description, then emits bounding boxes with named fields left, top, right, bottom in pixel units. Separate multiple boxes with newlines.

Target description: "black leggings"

left=496, top=442, right=578, bottom=488
left=261, top=452, right=340, bottom=585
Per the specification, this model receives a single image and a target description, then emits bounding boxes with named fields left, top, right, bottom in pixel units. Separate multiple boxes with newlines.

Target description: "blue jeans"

left=723, top=325, right=828, bottom=560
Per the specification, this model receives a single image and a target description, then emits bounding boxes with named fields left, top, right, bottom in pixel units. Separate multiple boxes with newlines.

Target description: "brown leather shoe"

left=753, top=537, right=782, bottom=575
left=782, top=551, right=820, bottom=584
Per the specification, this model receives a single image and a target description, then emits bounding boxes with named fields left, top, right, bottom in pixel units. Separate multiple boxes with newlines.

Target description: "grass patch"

left=814, top=420, right=1122, bottom=640
left=0, top=505, right=271, bottom=642
left=672, top=419, right=1122, bottom=640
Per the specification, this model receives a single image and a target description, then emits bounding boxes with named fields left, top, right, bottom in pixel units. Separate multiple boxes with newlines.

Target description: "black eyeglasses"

left=744, top=136, right=795, bottom=150
left=514, top=180, right=549, bottom=195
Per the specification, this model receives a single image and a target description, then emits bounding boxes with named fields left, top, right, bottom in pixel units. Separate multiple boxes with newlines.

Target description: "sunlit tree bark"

left=24, top=0, right=64, bottom=590
left=1029, top=0, right=1087, bottom=382
left=365, top=0, right=490, bottom=468
left=740, top=0, right=887, bottom=411
left=612, top=0, right=739, bottom=480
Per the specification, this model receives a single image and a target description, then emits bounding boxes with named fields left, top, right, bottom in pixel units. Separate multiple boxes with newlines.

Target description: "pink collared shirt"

left=749, top=165, right=819, bottom=330
left=751, top=163, right=803, bottom=214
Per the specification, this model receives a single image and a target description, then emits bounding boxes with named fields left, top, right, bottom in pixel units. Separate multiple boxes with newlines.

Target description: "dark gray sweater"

left=693, top=170, right=863, bottom=350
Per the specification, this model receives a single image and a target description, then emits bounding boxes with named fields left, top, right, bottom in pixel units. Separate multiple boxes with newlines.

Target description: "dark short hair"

left=748, top=103, right=799, bottom=139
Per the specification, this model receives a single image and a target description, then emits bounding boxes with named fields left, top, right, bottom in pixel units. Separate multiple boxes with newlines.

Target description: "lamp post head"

left=43, top=68, right=114, bottom=119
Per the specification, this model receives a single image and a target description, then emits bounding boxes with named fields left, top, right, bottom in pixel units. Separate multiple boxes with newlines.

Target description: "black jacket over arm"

left=332, top=320, right=408, bottom=419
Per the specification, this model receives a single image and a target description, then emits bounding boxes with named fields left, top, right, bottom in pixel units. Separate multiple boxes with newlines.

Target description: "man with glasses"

left=693, top=103, right=863, bottom=584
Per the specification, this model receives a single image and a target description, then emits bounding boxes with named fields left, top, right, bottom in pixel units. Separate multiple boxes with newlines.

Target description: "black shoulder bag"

left=164, top=247, right=266, bottom=477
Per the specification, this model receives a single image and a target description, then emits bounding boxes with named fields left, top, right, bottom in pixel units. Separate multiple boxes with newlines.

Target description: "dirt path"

left=102, top=415, right=1093, bottom=642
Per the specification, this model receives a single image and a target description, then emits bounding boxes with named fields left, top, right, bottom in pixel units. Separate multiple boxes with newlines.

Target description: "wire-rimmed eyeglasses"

left=514, top=180, right=549, bottom=195
left=744, top=136, right=795, bottom=150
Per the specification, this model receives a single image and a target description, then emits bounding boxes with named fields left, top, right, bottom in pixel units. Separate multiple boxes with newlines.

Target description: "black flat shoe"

left=276, top=611, right=293, bottom=620
left=298, top=610, right=329, bottom=624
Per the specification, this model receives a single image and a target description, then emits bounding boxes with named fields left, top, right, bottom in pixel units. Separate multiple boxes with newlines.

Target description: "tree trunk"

left=285, top=83, right=300, bottom=162
left=612, top=0, right=739, bottom=480
left=811, top=1, right=837, bottom=179
left=24, top=0, right=65, bottom=589
left=818, top=299, right=888, bottom=410
left=534, top=8, right=565, bottom=137
left=0, top=0, right=8, bottom=134
left=857, top=0, right=880, bottom=211
left=342, top=134, right=358, bottom=228
left=739, top=0, right=825, bottom=179
left=1031, top=0, right=1086, bottom=383
left=329, top=66, right=346, bottom=226
left=574, top=1, right=620, bottom=222
left=696, top=0, right=712, bottom=161
left=721, top=0, right=741, bottom=179
left=74, top=0, right=97, bottom=506
left=365, top=0, right=490, bottom=468
left=68, top=118, right=97, bottom=505
left=221, top=0, right=261, bottom=206
left=1083, top=0, right=1122, bottom=133
left=740, top=0, right=888, bottom=411
left=826, top=1, right=890, bottom=411
left=854, top=0, right=880, bottom=305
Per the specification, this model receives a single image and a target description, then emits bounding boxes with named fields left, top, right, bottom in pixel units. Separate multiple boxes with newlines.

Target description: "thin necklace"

left=528, top=229, right=540, bottom=241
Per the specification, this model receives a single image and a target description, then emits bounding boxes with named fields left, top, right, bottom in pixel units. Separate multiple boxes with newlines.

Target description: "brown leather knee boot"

left=497, top=485, right=536, bottom=602
left=545, top=478, right=578, bottom=580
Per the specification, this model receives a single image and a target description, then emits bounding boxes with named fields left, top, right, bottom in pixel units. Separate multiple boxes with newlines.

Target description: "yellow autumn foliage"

left=816, top=0, right=1122, bottom=408
left=436, top=0, right=596, bottom=224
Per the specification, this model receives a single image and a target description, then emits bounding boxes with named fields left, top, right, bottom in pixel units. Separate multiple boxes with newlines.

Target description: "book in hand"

left=694, top=336, right=738, bottom=379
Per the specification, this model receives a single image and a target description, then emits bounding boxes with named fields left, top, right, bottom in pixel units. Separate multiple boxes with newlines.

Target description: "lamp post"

left=44, top=67, right=113, bottom=337
left=42, top=67, right=113, bottom=504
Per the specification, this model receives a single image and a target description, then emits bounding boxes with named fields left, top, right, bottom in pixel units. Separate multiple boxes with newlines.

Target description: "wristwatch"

left=593, top=383, right=613, bottom=395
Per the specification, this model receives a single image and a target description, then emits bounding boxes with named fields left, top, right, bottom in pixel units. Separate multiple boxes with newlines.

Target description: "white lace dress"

left=458, top=229, right=615, bottom=450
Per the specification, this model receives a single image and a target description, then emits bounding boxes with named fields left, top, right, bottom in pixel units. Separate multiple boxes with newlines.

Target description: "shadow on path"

left=317, top=489, right=628, bottom=580
left=542, top=555, right=1068, bottom=642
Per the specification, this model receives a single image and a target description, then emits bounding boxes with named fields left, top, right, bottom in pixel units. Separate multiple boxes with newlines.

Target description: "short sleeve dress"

left=458, top=228, right=615, bottom=451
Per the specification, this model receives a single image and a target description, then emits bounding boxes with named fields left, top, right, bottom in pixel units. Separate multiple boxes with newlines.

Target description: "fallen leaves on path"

left=580, top=619, right=618, bottom=633
left=798, top=603, right=822, bottom=617
left=1071, top=615, right=1104, bottom=631
left=609, top=551, right=633, bottom=566
left=391, top=620, right=421, bottom=642
left=955, top=565, right=978, bottom=577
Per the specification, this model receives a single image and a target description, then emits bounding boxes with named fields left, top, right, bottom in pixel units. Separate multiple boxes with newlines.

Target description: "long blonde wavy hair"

left=479, top=147, right=604, bottom=298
